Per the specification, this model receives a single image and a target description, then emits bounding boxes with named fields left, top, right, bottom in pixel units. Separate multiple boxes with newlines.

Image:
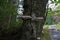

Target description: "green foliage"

left=56, top=22, right=60, bottom=28
left=0, top=0, right=19, bottom=31
left=51, top=0, right=60, bottom=3
left=54, top=3, right=60, bottom=16
left=45, top=14, right=53, bottom=25
left=45, top=8, right=53, bottom=25
left=45, top=0, right=60, bottom=25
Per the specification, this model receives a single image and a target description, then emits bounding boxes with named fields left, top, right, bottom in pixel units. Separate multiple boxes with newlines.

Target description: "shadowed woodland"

left=0, top=0, right=48, bottom=40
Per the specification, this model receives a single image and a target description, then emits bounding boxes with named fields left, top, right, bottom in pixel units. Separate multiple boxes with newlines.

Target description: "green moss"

left=41, top=30, right=51, bottom=40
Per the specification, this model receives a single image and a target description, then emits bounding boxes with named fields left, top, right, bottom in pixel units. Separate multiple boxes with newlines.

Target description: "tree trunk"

left=21, top=0, right=48, bottom=40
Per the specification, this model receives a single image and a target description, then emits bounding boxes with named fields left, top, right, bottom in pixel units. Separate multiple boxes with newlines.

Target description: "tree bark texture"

left=21, top=0, right=48, bottom=40
left=0, top=0, right=48, bottom=40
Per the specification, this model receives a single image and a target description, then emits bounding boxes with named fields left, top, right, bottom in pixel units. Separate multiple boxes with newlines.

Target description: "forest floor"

left=42, top=24, right=60, bottom=40
left=41, top=29, right=51, bottom=40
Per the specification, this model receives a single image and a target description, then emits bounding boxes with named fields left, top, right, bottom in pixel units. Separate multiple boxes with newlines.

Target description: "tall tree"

left=0, top=0, right=48, bottom=40
left=20, top=0, right=48, bottom=40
